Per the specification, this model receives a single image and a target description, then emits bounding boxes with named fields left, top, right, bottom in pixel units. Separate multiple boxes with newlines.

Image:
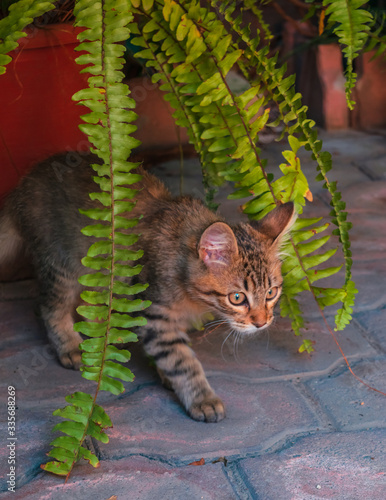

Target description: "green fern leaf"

left=43, top=0, right=148, bottom=479
left=323, top=0, right=373, bottom=109
left=129, top=0, right=357, bottom=341
left=0, top=0, right=56, bottom=74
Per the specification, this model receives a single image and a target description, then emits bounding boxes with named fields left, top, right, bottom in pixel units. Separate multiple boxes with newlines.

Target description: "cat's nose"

left=253, top=321, right=266, bottom=329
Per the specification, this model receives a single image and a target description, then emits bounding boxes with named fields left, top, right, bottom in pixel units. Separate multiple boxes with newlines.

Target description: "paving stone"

left=1, top=130, right=386, bottom=498
left=151, top=157, right=205, bottom=198
left=101, top=378, right=319, bottom=461
left=215, top=174, right=331, bottom=223
left=0, top=291, right=158, bottom=404
left=151, top=158, right=252, bottom=225
left=0, top=370, right=95, bottom=493
left=297, top=157, right=368, bottom=195
left=318, top=162, right=369, bottom=193
left=239, top=429, right=386, bottom=500
left=0, top=294, right=316, bottom=485
left=306, top=359, right=386, bottom=429
left=0, top=346, right=100, bottom=407
left=361, top=155, right=386, bottom=180
left=296, top=256, right=386, bottom=315
left=1, top=455, right=235, bottom=500
left=0, top=340, right=157, bottom=409
left=0, top=403, right=58, bottom=495
left=0, top=299, right=45, bottom=357
left=315, top=181, right=386, bottom=261
left=313, top=130, right=386, bottom=163
left=191, top=315, right=376, bottom=382
left=260, top=140, right=288, bottom=167
left=150, top=143, right=335, bottom=223
left=0, top=279, right=38, bottom=301
left=355, top=307, right=386, bottom=352
left=298, top=130, right=386, bottom=193
left=351, top=260, right=386, bottom=312
left=336, top=179, right=386, bottom=215
left=260, top=130, right=386, bottom=174
left=0, top=298, right=102, bottom=403
left=349, top=214, right=386, bottom=260
left=345, top=188, right=386, bottom=261
left=251, top=140, right=370, bottom=197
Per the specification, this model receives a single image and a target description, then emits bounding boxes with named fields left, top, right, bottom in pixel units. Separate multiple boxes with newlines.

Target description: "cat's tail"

left=0, top=209, right=24, bottom=271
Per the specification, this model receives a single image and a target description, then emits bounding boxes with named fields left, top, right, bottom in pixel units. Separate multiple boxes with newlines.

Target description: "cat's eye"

left=229, top=292, right=247, bottom=306
left=266, top=287, right=279, bottom=300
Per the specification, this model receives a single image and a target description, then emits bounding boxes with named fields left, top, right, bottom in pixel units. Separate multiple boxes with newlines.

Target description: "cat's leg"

left=39, top=269, right=83, bottom=370
left=141, top=318, right=225, bottom=423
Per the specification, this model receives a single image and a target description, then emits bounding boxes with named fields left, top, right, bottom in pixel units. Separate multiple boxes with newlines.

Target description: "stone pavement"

left=0, top=130, right=386, bottom=499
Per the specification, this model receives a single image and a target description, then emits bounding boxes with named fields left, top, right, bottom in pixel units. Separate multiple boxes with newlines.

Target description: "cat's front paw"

left=188, top=395, right=225, bottom=423
left=59, top=350, right=82, bottom=370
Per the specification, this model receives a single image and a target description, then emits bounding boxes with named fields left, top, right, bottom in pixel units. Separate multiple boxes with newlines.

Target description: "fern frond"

left=42, top=0, right=148, bottom=479
left=0, top=0, right=56, bottom=74
left=42, top=392, right=111, bottom=475
left=131, top=6, right=224, bottom=206
left=280, top=293, right=304, bottom=336
left=128, top=0, right=356, bottom=336
left=365, top=12, right=386, bottom=59
left=323, top=0, right=373, bottom=109
left=131, top=0, right=248, bottom=204
left=242, top=0, right=274, bottom=43
left=212, top=0, right=357, bottom=331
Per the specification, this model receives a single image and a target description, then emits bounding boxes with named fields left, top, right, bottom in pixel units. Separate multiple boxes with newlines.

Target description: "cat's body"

left=0, top=152, right=294, bottom=422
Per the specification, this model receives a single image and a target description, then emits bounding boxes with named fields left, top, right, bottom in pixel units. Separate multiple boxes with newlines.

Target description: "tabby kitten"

left=0, top=152, right=294, bottom=423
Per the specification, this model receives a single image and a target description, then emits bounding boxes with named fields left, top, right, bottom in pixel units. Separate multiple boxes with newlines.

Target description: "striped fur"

left=0, top=152, right=294, bottom=422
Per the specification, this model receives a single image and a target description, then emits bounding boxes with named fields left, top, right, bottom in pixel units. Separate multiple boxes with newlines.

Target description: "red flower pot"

left=0, top=24, right=90, bottom=201
left=354, top=51, right=386, bottom=130
left=127, top=76, right=188, bottom=151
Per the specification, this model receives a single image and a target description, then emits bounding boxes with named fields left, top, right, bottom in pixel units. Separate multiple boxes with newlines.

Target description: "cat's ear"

left=250, top=202, right=295, bottom=244
left=198, top=222, right=238, bottom=268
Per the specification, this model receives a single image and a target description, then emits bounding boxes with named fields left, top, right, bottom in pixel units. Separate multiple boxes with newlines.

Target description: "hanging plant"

left=1, top=0, right=386, bottom=480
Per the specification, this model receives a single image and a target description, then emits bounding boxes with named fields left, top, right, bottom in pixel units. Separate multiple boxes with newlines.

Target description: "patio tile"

left=355, top=307, right=386, bottom=352
left=306, top=359, right=386, bottom=430
left=2, top=456, right=235, bottom=500
left=239, top=429, right=386, bottom=500
left=192, top=316, right=376, bottom=382
left=101, top=378, right=319, bottom=461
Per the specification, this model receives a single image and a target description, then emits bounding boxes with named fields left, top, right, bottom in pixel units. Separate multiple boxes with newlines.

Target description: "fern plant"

left=0, top=0, right=57, bottom=74
left=39, top=0, right=150, bottom=478
left=129, top=0, right=355, bottom=341
left=322, top=0, right=373, bottom=109
left=0, top=0, right=385, bottom=479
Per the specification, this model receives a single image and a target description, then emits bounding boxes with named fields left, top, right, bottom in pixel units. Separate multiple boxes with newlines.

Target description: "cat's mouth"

left=230, top=320, right=271, bottom=335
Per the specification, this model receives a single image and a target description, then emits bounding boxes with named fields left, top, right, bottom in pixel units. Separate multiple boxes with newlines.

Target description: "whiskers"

left=233, top=330, right=243, bottom=364
left=198, top=318, right=228, bottom=341
left=205, top=318, right=228, bottom=329
left=221, top=328, right=243, bottom=364
left=264, top=315, right=278, bottom=350
left=221, top=329, right=234, bottom=362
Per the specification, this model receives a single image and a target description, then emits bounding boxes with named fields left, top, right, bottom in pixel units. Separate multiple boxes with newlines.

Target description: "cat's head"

left=195, top=202, right=295, bottom=335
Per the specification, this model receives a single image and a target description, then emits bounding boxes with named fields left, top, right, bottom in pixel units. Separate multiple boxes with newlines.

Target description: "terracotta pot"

left=353, top=51, right=386, bottom=130
left=0, top=25, right=190, bottom=201
left=282, top=22, right=350, bottom=130
left=316, top=44, right=349, bottom=130
left=0, top=23, right=90, bottom=201
left=127, top=76, right=188, bottom=152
